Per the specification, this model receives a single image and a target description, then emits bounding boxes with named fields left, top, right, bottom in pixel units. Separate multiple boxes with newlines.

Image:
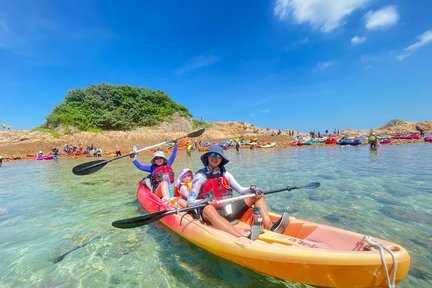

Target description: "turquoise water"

left=0, top=143, right=431, bottom=287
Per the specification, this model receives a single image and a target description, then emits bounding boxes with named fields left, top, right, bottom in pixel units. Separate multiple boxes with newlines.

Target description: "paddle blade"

left=112, top=210, right=168, bottom=229
left=187, top=128, right=205, bottom=138
left=72, top=160, right=108, bottom=175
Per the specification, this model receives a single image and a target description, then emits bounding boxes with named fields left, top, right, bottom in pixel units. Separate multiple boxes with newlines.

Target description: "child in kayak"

left=173, top=168, right=194, bottom=208
left=131, top=142, right=178, bottom=205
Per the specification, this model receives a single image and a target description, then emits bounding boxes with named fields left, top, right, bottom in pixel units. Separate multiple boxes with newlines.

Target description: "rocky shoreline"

left=0, top=121, right=430, bottom=162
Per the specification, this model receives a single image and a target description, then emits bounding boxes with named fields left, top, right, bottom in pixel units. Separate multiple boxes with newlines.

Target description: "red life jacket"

left=152, top=165, right=175, bottom=188
left=199, top=175, right=233, bottom=208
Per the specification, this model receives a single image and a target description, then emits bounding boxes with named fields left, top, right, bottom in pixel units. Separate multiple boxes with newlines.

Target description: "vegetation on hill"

left=42, top=84, right=192, bottom=131
left=381, top=119, right=408, bottom=128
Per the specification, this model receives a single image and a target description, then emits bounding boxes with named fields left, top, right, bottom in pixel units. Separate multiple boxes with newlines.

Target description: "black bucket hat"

left=201, top=145, right=229, bottom=167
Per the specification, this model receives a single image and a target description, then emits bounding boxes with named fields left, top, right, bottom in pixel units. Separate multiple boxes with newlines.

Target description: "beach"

left=0, top=121, right=429, bottom=161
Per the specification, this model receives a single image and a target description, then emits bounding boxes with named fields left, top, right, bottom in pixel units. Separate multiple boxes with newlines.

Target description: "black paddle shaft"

left=72, top=128, right=205, bottom=176
left=112, top=182, right=321, bottom=229
left=264, top=182, right=320, bottom=195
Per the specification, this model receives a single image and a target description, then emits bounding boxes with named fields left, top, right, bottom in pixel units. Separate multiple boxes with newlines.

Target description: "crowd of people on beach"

left=62, top=143, right=103, bottom=157
left=31, top=143, right=106, bottom=160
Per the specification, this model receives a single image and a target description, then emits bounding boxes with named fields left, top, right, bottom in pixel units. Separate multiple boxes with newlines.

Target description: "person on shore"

left=0, top=155, right=3, bottom=166
left=235, top=141, right=240, bottom=152
left=187, top=145, right=288, bottom=238
left=131, top=142, right=178, bottom=205
left=97, top=147, right=103, bottom=157
left=115, top=145, right=121, bottom=157
left=173, top=168, right=194, bottom=208
left=369, top=132, right=378, bottom=149
left=186, top=143, right=192, bottom=156
left=419, top=129, right=425, bottom=138
left=52, top=147, right=59, bottom=159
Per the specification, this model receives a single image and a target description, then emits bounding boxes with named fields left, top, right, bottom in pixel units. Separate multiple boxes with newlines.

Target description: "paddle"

left=112, top=182, right=320, bottom=229
left=72, top=128, right=205, bottom=175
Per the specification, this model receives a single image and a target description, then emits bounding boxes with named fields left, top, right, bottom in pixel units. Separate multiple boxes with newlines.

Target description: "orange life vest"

left=174, top=182, right=192, bottom=197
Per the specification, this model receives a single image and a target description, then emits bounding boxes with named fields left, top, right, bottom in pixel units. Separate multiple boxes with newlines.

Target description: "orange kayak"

left=137, top=181, right=410, bottom=287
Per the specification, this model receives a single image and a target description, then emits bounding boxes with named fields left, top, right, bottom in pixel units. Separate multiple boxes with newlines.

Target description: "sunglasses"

left=209, top=152, right=222, bottom=158
left=154, top=157, right=165, bottom=161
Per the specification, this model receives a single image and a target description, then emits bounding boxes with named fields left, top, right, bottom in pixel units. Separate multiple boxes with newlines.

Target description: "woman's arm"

left=225, top=172, right=251, bottom=195
left=167, top=144, right=178, bottom=165
left=187, top=173, right=206, bottom=206
left=179, top=185, right=190, bottom=199
left=132, top=159, right=152, bottom=172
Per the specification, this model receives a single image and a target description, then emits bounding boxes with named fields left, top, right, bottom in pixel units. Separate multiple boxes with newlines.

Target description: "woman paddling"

left=187, top=145, right=288, bottom=238
left=131, top=142, right=178, bottom=205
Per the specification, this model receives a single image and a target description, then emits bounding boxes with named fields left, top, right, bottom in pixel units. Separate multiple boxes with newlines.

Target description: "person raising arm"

left=131, top=143, right=178, bottom=205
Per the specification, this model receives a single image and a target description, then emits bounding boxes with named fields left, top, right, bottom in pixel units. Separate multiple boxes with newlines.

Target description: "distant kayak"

left=392, top=134, right=420, bottom=140
left=324, top=138, right=337, bottom=144
left=35, top=155, right=54, bottom=160
left=338, top=139, right=362, bottom=146
left=136, top=181, right=410, bottom=287
left=257, top=142, right=276, bottom=148
left=380, top=138, right=392, bottom=144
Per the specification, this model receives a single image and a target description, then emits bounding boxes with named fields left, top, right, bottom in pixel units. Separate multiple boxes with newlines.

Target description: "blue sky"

left=1, top=0, right=431, bottom=132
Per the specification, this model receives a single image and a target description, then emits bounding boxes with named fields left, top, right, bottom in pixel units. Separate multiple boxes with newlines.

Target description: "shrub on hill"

left=31, top=128, right=61, bottom=138
left=381, top=119, right=408, bottom=128
left=42, top=84, right=192, bottom=131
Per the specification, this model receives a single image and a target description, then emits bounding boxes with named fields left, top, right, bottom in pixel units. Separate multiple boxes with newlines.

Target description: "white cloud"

left=175, top=55, right=221, bottom=75
left=364, top=6, right=399, bottom=30
left=274, top=0, right=370, bottom=32
left=316, top=61, right=334, bottom=70
left=398, top=29, right=432, bottom=61
left=351, top=35, right=367, bottom=45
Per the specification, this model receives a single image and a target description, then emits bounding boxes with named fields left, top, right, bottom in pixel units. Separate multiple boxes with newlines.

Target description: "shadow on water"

left=379, top=205, right=431, bottom=224
left=307, top=190, right=332, bottom=201
left=53, top=235, right=103, bottom=263
left=367, top=193, right=400, bottom=206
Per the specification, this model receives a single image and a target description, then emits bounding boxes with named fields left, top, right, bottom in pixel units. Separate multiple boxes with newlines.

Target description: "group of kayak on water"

left=131, top=142, right=288, bottom=239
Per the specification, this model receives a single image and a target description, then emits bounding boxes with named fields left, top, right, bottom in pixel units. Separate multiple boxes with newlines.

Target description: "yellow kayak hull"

left=137, top=182, right=410, bottom=287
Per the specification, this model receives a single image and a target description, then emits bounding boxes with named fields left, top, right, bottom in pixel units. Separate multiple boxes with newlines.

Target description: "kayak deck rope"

left=362, top=235, right=397, bottom=288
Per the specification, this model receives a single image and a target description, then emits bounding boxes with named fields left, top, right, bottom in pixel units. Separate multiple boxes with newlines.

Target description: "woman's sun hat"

left=151, top=150, right=167, bottom=164
left=200, top=145, right=229, bottom=166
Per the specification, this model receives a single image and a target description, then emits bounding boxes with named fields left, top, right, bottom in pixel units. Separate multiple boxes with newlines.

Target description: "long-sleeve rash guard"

left=132, top=144, right=178, bottom=175
left=178, top=184, right=190, bottom=199
left=187, top=166, right=253, bottom=206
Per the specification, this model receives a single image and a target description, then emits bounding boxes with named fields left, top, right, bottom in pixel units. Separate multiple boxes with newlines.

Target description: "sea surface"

left=0, top=143, right=431, bottom=288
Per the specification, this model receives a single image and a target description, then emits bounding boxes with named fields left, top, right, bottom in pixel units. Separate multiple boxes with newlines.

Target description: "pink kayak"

left=35, top=155, right=54, bottom=160
left=392, top=134, right=420, bottom=140
left=380, top=139, right=392, bottom=144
